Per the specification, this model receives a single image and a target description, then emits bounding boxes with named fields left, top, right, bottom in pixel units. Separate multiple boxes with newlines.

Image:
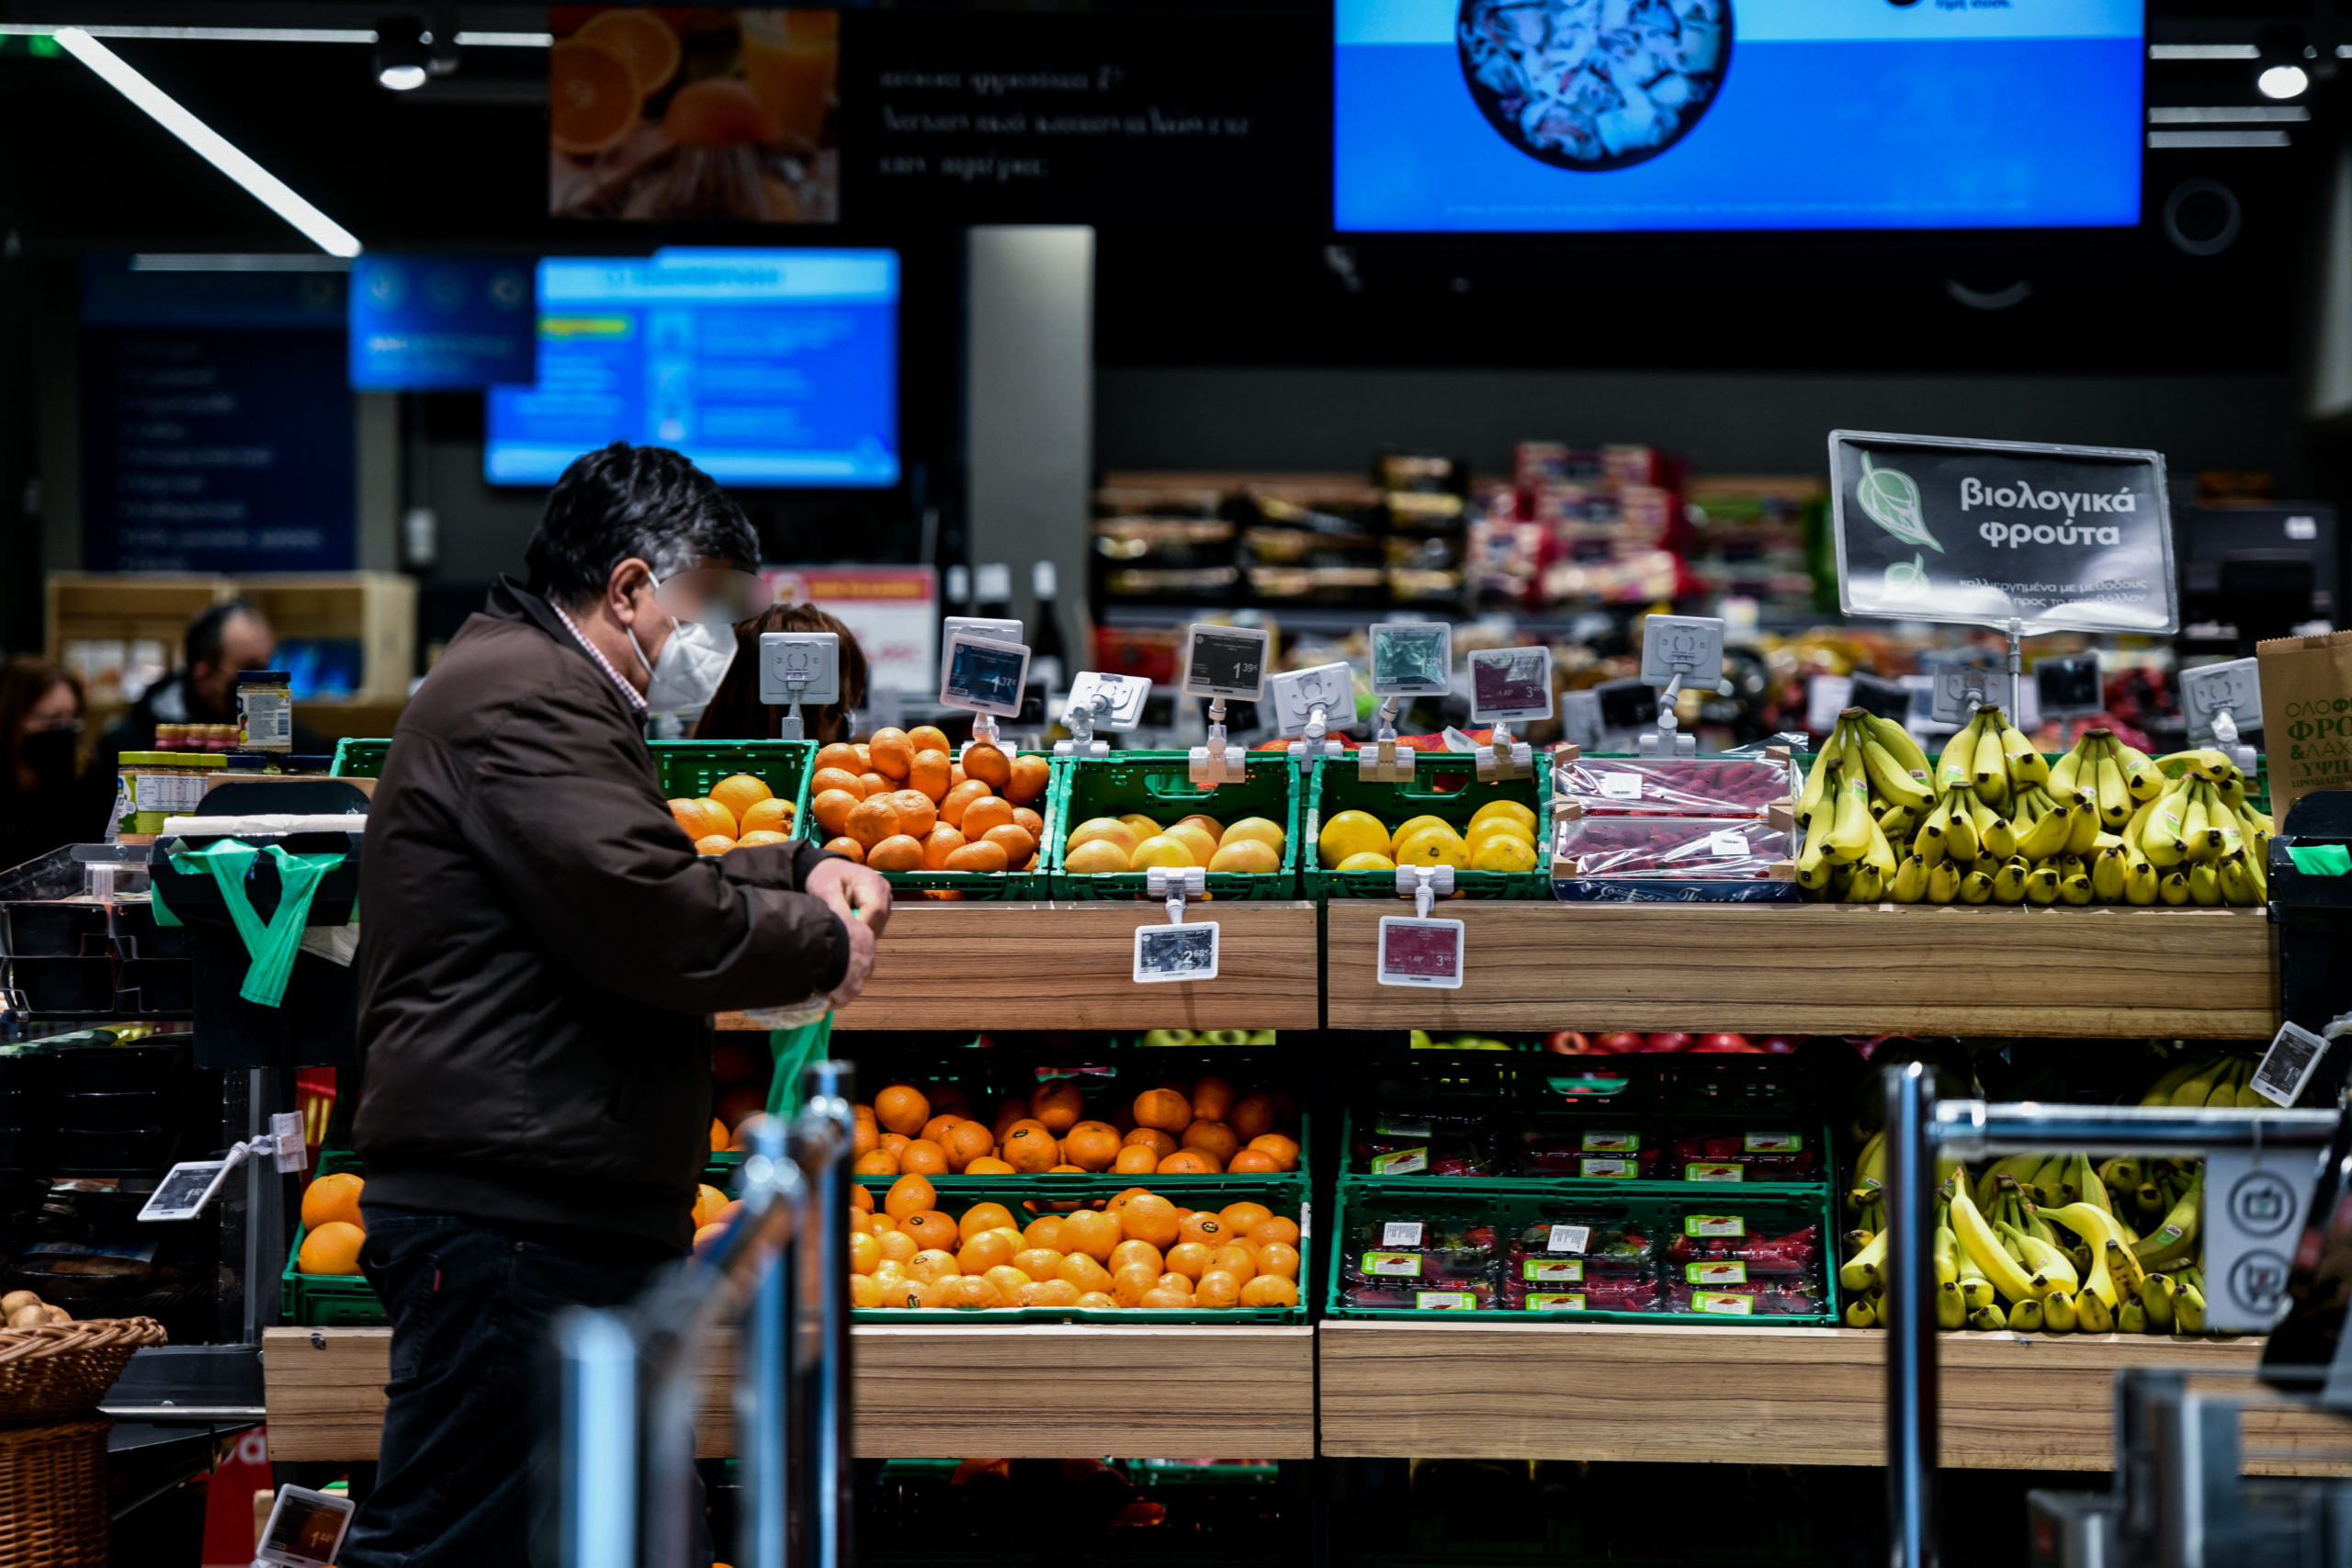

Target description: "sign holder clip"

left=1395, top=863, right=1454, bottom=919
left=1146, top=864, right=1207, bottom=925
left=1057, top=693, right=1112, bottom=759
left=1287, top=701, right=1347, bottom=775
left=1189, top=698, right=1247, bottom=787
left=1477, top=718, right=1533, bottom=783
left=1358, top=697, right=1416, bottom=782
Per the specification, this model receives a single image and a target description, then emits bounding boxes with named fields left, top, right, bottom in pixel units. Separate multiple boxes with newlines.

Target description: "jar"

left=153, top=724, right=184, bottom=752
left=236, top=671, right=293, bottom=753
left=113, top=750, right=227, bottom=843
left=206, top=724, right=238, bottom=753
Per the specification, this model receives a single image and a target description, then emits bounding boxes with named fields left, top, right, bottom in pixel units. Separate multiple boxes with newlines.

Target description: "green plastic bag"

left=2288, top=844, right=2352, bottom=877
left=164, top=839, right=345, bottom=1008
left=764, top=1011, right=833, bottom=1121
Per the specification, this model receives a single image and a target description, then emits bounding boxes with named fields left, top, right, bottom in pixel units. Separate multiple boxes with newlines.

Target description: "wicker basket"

left=0, top=1317, right=166, bottom=1422
left=0, top=1416, right=109, bottom=1567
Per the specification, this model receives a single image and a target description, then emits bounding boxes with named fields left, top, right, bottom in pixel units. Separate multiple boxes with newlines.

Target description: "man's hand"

left=826, top=904, right=877, bottom=1010
left=806, top=857, right=891, bottom=1009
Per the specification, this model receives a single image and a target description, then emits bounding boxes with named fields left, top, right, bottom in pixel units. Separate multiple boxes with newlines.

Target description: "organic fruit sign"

left=1827, top=431, right=2177, bottom=637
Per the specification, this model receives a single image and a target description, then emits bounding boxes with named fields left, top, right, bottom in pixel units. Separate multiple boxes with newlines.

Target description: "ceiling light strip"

left=2148, top=105, right=2311, bottom=123
left=2147, top=129, right=2291, bottom=149
left=52, top=28, right=362, bottom=257
left=2149, top=43, right=2260, bottom=61
left=0, top=24, right=548, bottom=45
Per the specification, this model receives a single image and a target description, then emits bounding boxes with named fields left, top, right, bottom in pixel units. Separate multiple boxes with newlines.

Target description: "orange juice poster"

left=549, top=7, right=838, bottom=222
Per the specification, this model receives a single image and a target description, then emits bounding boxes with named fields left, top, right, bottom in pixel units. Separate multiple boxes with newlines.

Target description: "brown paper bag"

left=2257, top=628, right=2352, bottom=822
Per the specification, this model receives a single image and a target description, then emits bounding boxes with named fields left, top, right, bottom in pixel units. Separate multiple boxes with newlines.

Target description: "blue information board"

left=348, top=255, right=537, bottom=390
left=485, top=248, right=899, bottom=489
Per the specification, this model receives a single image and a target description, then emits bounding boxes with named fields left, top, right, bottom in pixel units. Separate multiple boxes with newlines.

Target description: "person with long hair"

left=693, top=603, right=871, bottom=745
left=0, top=656, right=109, bottom=868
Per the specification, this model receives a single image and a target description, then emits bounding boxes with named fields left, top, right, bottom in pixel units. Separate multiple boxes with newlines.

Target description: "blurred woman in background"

left=0, top=657, right=110, bottom=867
left=694, top=603, right=871, bottom=746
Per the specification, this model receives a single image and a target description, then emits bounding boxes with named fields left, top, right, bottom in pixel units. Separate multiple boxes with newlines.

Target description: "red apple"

left=1544, top=1031, right=1593, bottom=1055
left=1592, top=1032, right=1645, bottom=1055
left=1757, top=1035, right=1802, bottom=1055
left=1695, top=1032, right=1752, bottom=1053
left=1640, top=1032, right=1693, bottom=1053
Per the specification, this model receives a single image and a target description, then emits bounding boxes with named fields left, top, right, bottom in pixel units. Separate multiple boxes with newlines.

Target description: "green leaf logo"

left=1857, top=452, right=1942, bottom=552
left=1883, top=553, right=1928, bottom=602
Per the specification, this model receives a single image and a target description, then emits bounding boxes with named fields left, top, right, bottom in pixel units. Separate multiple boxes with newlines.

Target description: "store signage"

left=347, top=255, right=536, bottom=390
left=761, top=565, right=936, bottom=694
left=2202, top=1143, right=2323, bottom=1333
left=1827, top=431, right=2177, bottom=636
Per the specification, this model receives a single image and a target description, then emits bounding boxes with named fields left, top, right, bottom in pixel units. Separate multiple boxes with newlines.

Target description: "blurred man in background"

left=96, top=597, right=321, bottom=771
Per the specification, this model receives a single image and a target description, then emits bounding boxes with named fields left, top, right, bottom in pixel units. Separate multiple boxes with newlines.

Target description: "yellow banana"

left=1960, top=867, right=1996, bottom=904
left=1861, top=734, right=1934, bottom=812
left=1951, top=1187, right=2042, bottom=1303
left=1942, top=791, right=1980, bottom=862
left=2001, top=721, right=2050, bottom=789
left=2024, top=863, right=2063, bottom=905
left=2111, top=737, right=2164, bottom=802
left=1891, top=855, right=1926, bottom=903
left=1926, top=858, right=1962, bottom=904
left=1864, top=712, right=1934, bottom=787
left=2092, top=743, right=2131, bottom=829
left=2064, top=789, right=2102, bottom=855
left=2047, top=739, right=2086, bottom=796
left=1826, top=759, right=1873, bottom=863
left=2188, top=862, right=2221, bottom=906
left=2159, top=870, right=2190, bottom=905
left=1937, top=712, right=1984, bottom=794
left=1973, top=718, right=2010, bottom=807
left=2091, top=846, right=2127, bottom=902
left=2041, top=1202, right=2123, bottom=1308
left=1971, top=795, right=2015, bottom=862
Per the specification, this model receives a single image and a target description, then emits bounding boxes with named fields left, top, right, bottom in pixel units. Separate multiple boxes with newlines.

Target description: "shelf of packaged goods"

left=716, top=900, right=1323, bottom=1032
left=1317, top=1320, right=2352, bottom=1475
left=1323, top=902, right=2278, bottom=1038
left=262, top=1322, right=1316, bottom=1461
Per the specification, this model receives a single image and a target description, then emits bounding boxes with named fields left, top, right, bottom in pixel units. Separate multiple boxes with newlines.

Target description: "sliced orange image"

left=550, top=39, right=642, bottom=156
left=573, top=8, right=682, bottom=97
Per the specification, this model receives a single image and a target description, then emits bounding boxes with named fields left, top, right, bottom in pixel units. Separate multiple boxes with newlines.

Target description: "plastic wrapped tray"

left=1550, top=755, right=1794, bottom=819
left=1551, top=816, right=1788, bottom=879
left=1499, top=1276, right=1664, bottom=1313
left=1661, top=1131, right=1821, bottom=1182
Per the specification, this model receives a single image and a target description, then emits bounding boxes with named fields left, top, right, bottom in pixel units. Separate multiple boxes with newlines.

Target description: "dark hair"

left=694, top=604, right=870, bottom=746
left=0, top=656, right=84, bottom=783
left=526, top=442, right=759, bottom=607
left=186, top=597, right=261, bottom=674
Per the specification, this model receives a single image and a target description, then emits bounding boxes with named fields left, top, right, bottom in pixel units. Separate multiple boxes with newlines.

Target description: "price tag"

left=1524, top=1258, right=1585, bottom=1282
left=2181, top=658, right=2264, bottom=744
left=1690, top=1291, right=1757, bottom=1315
left=1707, top=830, right=1749, bottom=857
left=939, top=631, right=1032, bottom=717
left=1743, top=1133, right=1802, bottom=1153
left=1181, top=623, right=1270, bottom=701
left=1924, top=658, right=1996, bottom=725
left=1684, top=1214, right=1746, bottom=1237
left=1377, top=916, right=1464, bottom=989
left=1524, top=1293, right=1589, bottom=1312
left=1546, top=1224, right=1591, bottom=1254
left=1640, top=615, right=1727, bottom=689
left=2251, top=1021, right=2330, bottom=1109
left=1578, top=1132, right=1637, bottom=1153
left=1599, top=772, right=1644, bottom=801
left=1371, top=1148, right=1429, bottom=1176
left=1415, top=1291, right=1476, bottom=1310
left=1382, top=1221, right=1425, bottom=1247
left=271, top=1111, right=309, bottom=1173
left=1579, top=1156, right=1638, bottom=1179
left=1369, top=621, right=1453, bottom=697
left=1684, top=1162, right=1745, bottom=1182
left=1468, top=646, right=1555, bottom=723
left=1686, top=1261, right=1748, bottom=1285
left=1364, top=1251, right=1423, bottom=1277
left=2035, top=652, right=2104, bottom=718
left=1134, top=923, right=1219, bottom=984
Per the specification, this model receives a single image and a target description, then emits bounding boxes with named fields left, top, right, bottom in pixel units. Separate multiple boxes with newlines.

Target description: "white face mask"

left=628, top=616, right=737, bottom=718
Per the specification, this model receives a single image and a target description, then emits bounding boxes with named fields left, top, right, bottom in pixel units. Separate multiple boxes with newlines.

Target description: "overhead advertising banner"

left=548, top=7, right=838, bottom=223
left=1827, top=431, right=2177, bottom=637
left=347, top=256, right=536, bottom=389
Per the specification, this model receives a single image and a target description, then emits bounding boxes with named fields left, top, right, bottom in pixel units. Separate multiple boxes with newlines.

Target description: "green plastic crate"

left=1046, top=750, right=1300, bottom=899
left=281, top=1222, right=387, bottom=1326
left=854, top=1177, right=1308, bottom=1325
left=1322, top=1182, right=1838, bottom=1325
left=1302, top=755, right=1552, bottom=899
left=860, top=750, right=1057, bottom=900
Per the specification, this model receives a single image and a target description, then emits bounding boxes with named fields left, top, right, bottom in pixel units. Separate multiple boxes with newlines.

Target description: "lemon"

left=1065, top=839, right=1131, bottom=874
left=1466, top=818, right=1534, bottom=852
left=1207, top=838, right=1280, bottom=873
left=1067, top=817, right=1140, bottom=857
left=1220, top=817, right=1287, bottom=854
left=1468, top=834, right=1538, bottom=873
left=1389, top=815, right=1461, bottom=854
left=1164, top=822, right=1219, bottom=865
left=1317, top=809, right=1391, bottom=868
left=1130, top=833, right=1195, bottom=869
left=1336, top=851, right=1396, bottom=872
left=1394, top=826, right=1470, bottom=868
left=1468, top=799, right=1537, bottom=834
left=1119, top=813, right=1163, bottom=842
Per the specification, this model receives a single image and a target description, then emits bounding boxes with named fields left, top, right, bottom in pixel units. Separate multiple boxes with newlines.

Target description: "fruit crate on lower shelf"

left=280, top=1223, right=386, bottom=1327
left=1302, top=755, right=1552, bottom=900
left=1047, top=750, right=1301, bottom=900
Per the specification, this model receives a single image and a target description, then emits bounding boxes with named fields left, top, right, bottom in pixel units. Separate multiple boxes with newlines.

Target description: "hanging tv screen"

left=1334, top=0, right=2143, bottom=233
left=485, top=247, right=898, bottom=487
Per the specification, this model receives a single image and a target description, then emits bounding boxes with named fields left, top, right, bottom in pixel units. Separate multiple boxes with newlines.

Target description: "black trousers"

left=339, top=1209, right=711, bottom=1568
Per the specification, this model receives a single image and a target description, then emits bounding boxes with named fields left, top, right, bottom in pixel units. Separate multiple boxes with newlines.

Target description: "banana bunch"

left=1838, top=1140, right=2211, bottom=1336
left=2127, top=747, right=2275, bottom=908
left=2141, top=1051, right=2277, bottom=1109
left=1792, top=706, right=1939, bottom=903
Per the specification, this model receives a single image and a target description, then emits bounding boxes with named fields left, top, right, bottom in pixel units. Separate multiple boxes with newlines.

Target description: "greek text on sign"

left=1827, top=431, right=2177, bottom=636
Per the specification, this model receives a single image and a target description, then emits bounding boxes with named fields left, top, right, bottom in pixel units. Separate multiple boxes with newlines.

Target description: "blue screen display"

left=486, top=248, right=899, bottom=488
left=1335, top=0, right=2143, bottom=233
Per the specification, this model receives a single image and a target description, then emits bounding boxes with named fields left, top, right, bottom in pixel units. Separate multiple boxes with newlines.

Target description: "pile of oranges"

left=851, top=1180, right=1305, bottom=1312
left=1060, top=810, right=1285, bottom=876
left=808, top=727, right=1049, bottom=879
left=295, top=1171, right=368, bottom=1276
left=669, top=773, right=797, bottom=856
left=853, top=1076, right=1300, bottom=1179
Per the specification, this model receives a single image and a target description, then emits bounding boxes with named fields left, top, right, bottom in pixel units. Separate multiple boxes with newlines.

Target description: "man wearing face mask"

left=0, top=657, right=111, bottom=868
left=344, top=442, right=891, bottom=1568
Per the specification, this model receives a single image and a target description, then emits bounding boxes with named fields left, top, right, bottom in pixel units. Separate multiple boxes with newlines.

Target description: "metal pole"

left=741, top=1111, right=792, bottom=1568
left=1884, top=1062, right=1938, bottom=1568
left=792, top=1061, right=858, bottom=1568
left=556, top=1308, right=638, bottom=1568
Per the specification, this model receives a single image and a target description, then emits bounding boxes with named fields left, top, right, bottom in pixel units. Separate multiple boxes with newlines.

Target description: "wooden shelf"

left=262, top=1323, right=1315, bottom=1461
left=1317, top=1320, right=2352, bottom=1474
left=1325, top=902, right=2278, bottom=1038
left=719, top=900, right=1322, bottom=1032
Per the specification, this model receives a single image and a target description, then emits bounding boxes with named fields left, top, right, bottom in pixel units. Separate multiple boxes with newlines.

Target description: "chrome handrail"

left=557, top=1060, right=857, bottom=1568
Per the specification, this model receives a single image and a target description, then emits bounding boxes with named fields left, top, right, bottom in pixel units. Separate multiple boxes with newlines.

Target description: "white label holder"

left=1466, top=647, right=1551, bottom=783
left=1056, top=671, right=1151, bottom=759
left=1396, top=863, right=1455, bottom=917
left=2181, top=656, right=2263, bottom=773
left=1181, top=625, right=1267, bottom=787
left=1636, top=615, right=1732, bottom=757
left=1357, top=696, right=1416, bottom=783
left=1136, top=865, right=1218, bottom=983
left=138, top=1122, right=307, bottom=1222
left=1270, top=660, right=1356, bottom=775
left=757, top=631, right=840, bottom=741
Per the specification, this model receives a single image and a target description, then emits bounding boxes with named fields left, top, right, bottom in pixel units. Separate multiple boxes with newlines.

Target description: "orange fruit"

left=1112, top=1263, right=1160, bottom=1306
left=1074, top=1291, right=1119, bottom=1311
left=731, top=830, right=792, bottom=850
left=961, top=796, right=1015, bottom=838
left=1058, top=1253, right=1114, bottom=1294
left=1022, top=1279, right=1083, bottom=1308
left=1173, top=814, right=1226, bottom=842
left=1123, top=1127, right=1178, bottom=1158
left=921, top=1113, right=964, bottom=1145
left=1013, top=1247, right=1066, bottom=1280
left=1109, top=1239, right=1165, bottom=1276
left=1249, top=1217, right=1301, bottom=1247
left=878, top=1133, right=910, bottom=1158
left=983, top=1265, right=1033, bottom=1299
left=982, top=825, right=1038, bottom=869
left=549, top=39, right=642, bottom=155
left=851, top=1181, right=873, bottom=1212
left=850, top=1232, right=880, bottom=1275
left=1193, top=1269, right=1242, bottom=1308
left=1165, top=1241, right=1215, bottom=1281
left=1239, top=1276, right=1299, bottom=1308
left=890, top=790, right=937, bottom=838
left=854, top=1148, right=899, bottom=1178
left=1061, top=1122, right=1121, bottom=1171
left=943, top=1275, right=1002, bottom=1310
left=939, top=780, right=993, bottom=828
left=944, top=840, right=1009, bottom=874
left=814, top=742, right=861, bottom=774
left=1140, top=1285, right=1195, bottom=1309
left=854, top=1116, right=877, bottom=1156
left=1133, top=1089, right=1193, bottom=1134
left=1181, top=1121, right=1240, bottom=1164
left=1119, top=1194, right=1181, bottom=1249
left=958, top=1201, right=1016, bottom=1243
left=811, top=767, right=866, bottom=800
left=858, top=772, right=893, bottom=799
left=905, top=724, right=951, bottom=756
left=740, top=797, right=794, bottom=837
left=707, top=773, right=773, bottom=824
left=876, top=1230, right=918, bottom=1266
left=876, top=1085, right=931, bottom=1136
left=1210, top=1244, right=1259, bottom=1282
left=713, top=1117, right=731, bottom=1152
left=824, top=835, right=866, bottom=863
left=1113, top=1145, right=1159, bottom=1176
left=922, top=824, right=967, bottom=870
left=963, top=1156, right=1016, bottom=1175
left=1012, top=807, right=1046, bottom=839
left=1207, top=840, right=1279, bottom=874
left=1227, top=1151, right=1279, bottom=1174
left=868, top=729, right=915, bottom=781
left=909, top=750, right=953, bottom=804
left=902, top=1212, right=959, bottom=1252
left=1001, top=1112, right=1049, bottom=1143
left=854, top=745, right=872, bottom=770
left=1219, top=1201, right=1273, bottom=1235
left=1022, top=1216, right=1066, bottom=1250
left=1005, top=753, right=1049, bottom=807
left=811, top=789, right=863, bottom=839
left=1001, top=1124, right=1059, bottom=1172
left=884, top=1174, right=936, bottom=1220
left=694, top=1223, right=727, bottom=1255
left=693, top=834, right=733, bottom=856
left=572, top=6, right=682, bottom=95
left=1164, top=823, right=1220, bottom=867
left=1230, top=1094, right=1280, bottom=1140
left=866, top=835, right=923, bottom=872
left=932, top=1084, right=971, bottom=1115
left=899, top=1139, right=949, bottom=1176
left=1256, top=1242, right=1301, bottom=1280
left=300, top=1172, right=365, bottom=1233
left=673, top=797, right=738, bottom=840
left=1030, top=1081, right=1086, bottom=1133
left=864, top=1213, right=897, bottom=1235
left=662, top=74, right=782, bottom=146
left=845, top=796, right=901, bottom=849
left=692, top=1183, right=729, bottom=1229
left=957, top=1231, right=1015, bottom=1274
left=851, top=1274, right=886, bottom=1309
left=942, top=1122, right=995, bottom=1172
left=1059, top=1208, right=1122, bottom=1261
left=1247, top=1134, right=1300, bottom=1171
left=297, top=1220, right=367, bottom=1276
left=1190, top=1077, right=1236, bottom=1122
left=1159, top=1150, right=1220, bottom=1176
left=1176, top=1211, right=1227, bottom=1247
left=965, top=743, right=1012, bottom=789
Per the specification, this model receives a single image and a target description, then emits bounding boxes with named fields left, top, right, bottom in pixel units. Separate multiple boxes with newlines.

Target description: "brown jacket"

left=353, top=578, right=844, bottom=1245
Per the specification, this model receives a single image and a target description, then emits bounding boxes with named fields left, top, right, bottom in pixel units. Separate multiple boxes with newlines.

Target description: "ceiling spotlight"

left=2258, top=63, right=2310, bottom=99
left=373, top=15, right=426, bottom=90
